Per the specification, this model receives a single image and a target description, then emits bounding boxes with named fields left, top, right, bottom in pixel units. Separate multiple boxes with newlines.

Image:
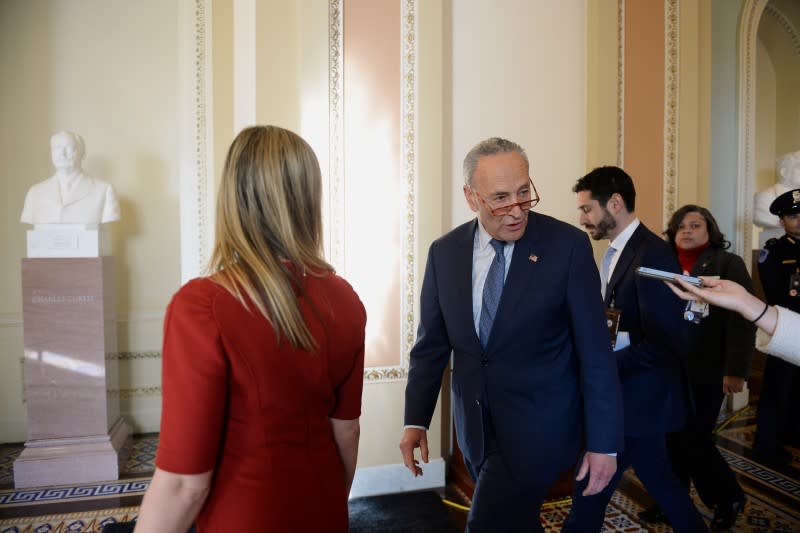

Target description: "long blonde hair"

left=209, top=125, right=332, bottom=351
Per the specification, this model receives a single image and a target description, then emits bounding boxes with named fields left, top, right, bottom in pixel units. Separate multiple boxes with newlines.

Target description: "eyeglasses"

left=471, top=179, right=540, bottom=216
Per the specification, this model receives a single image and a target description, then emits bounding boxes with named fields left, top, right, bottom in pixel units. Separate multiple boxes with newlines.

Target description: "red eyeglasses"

left=471, top=179, right=540, bottom=216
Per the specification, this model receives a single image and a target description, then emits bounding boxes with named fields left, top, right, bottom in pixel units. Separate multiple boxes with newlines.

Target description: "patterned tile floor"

left=610, top=404, right=800, bottom=532
left=443, top=405, right=800, bottom=532
left=0, top=434, right=157, bottom=525
left=1, top=411, right=799, bottom=532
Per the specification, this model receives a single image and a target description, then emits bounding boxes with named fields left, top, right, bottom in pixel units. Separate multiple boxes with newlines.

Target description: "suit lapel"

left=455, top=220, right=482, bottom=349
left=605, top=224, right=645, bottom=305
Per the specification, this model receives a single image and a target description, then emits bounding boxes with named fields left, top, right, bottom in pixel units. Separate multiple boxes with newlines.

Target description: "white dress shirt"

left=471, top=222, right=513, bottom=337
left=605, top=218, right=640, bottom=351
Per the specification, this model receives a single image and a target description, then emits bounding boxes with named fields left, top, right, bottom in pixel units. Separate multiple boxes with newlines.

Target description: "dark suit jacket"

left=759, top=234, right=800, bottom=312
left=404, top=213, right=624, bottom=482
left=685, top=247, right=755, bottom=384
left=605, top=222, right=688, bottom=436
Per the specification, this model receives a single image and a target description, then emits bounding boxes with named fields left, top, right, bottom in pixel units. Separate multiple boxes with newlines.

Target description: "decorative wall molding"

left=662, top=0, right=679, bottom=227
left=194, top=0, right=212, bottom=275
left=329, top=0, right=417, bottom=382
left=179, top=0, right=214, bottom=282
left=736, top=0, right=768, bottom=258
left=0, top=314, right=22, bottom=328
left=18, top=353, right=165, bottom=403
left=2, top=312, right=163, bottom=327
left=617, top=0, right=625, bottom=167
left=399, top=0, right=418, bottom=380
left=108, top=351, right=161, bottom=361
left=107, top=387, right=162, bottom=399
left=364, top=366, right=408, bottom=382
left=328, top=0, right=345, bottom=273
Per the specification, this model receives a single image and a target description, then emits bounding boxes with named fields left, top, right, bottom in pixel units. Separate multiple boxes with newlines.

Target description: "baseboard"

left=349, top=458, right=446, bottom=499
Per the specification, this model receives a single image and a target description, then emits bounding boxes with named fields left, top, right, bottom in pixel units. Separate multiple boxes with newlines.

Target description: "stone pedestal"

left=14, top=257, right=131, bottom=488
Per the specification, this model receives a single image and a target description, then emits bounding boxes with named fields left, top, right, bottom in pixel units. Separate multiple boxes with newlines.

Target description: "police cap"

left=769, top=188, right=800, bottom=216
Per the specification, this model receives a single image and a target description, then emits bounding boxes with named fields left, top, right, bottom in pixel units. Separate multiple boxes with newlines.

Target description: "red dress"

left=155, top=274, right=366, bottom=532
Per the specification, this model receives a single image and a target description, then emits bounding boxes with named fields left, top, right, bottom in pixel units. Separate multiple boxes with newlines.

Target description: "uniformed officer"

left=754, top=188, right=800, bottom=467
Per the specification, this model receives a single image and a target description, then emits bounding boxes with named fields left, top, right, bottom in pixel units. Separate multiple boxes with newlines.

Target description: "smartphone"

left=635, top=266, right=703, bottom=287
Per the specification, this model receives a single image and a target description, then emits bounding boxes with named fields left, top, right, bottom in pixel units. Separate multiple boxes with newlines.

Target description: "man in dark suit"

left=399, top=138, right=624, bottom=533
left=563, top=166, right=709, bottom=533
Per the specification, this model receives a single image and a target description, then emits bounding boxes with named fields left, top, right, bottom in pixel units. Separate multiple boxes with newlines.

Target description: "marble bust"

left=20, top=131, right=120, bottom=225
left=754, top=150, right=800, bottom=231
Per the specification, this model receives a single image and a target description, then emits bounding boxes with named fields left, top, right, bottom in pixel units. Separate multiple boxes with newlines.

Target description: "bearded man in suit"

left=399, top=138, right=624, bottom=533
left=563, top=166, right=709, bottom=533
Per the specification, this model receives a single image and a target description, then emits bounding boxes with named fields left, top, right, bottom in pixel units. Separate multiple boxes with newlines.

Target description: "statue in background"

left=20, top=131, right=120, bottom=225
left=754, top=150, right=800, bottom=230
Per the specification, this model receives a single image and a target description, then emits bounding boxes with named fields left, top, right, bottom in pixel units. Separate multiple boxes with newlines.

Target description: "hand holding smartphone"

left=635, top=266, right=703, bottom=287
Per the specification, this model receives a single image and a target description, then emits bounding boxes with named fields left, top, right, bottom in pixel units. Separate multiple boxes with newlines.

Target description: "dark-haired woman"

left=641, top=205, right=755, bottom=531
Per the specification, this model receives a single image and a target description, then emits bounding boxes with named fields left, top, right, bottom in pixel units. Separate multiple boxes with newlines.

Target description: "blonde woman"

left=135, top=126, right=366, bottom=532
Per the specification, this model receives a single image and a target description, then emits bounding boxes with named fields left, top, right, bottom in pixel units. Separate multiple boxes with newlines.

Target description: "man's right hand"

left=399, top=427, right=428, bottom=477
left=576, top=452, right=617, bottom=496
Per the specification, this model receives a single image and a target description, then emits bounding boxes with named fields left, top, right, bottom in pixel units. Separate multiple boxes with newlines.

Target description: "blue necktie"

left=479, top=239, right=506, bottom=348
left=601, top=245, right=616, bottom=299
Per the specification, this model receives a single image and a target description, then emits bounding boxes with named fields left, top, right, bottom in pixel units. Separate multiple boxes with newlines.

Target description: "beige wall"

left=0, top=0, right=445, bottom=475
left=449, top=1, right=590, bottom=230
left=677, top=0, right=712, bottom=208
left=0, top=0, right=728, bottom=483
left=585, top=0, right=620, bottom=261
left=1, top=1, right=182, bottom=442
left=585, top=0, right=714, bottom=235
left=586, top=0, right=620, bottom=170
left=346, top=0, right=447, bottom=469
left=755, top=40, right=778, bottom=193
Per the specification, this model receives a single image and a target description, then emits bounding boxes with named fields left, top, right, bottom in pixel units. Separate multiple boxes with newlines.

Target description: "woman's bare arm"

left=134, top=467, right=212, bottom=533
left=330, top=417, right=360, bottom=496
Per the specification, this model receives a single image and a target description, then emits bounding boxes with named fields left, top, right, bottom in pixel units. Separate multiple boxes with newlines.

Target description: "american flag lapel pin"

left=529, top=254, right=538, bottom=263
